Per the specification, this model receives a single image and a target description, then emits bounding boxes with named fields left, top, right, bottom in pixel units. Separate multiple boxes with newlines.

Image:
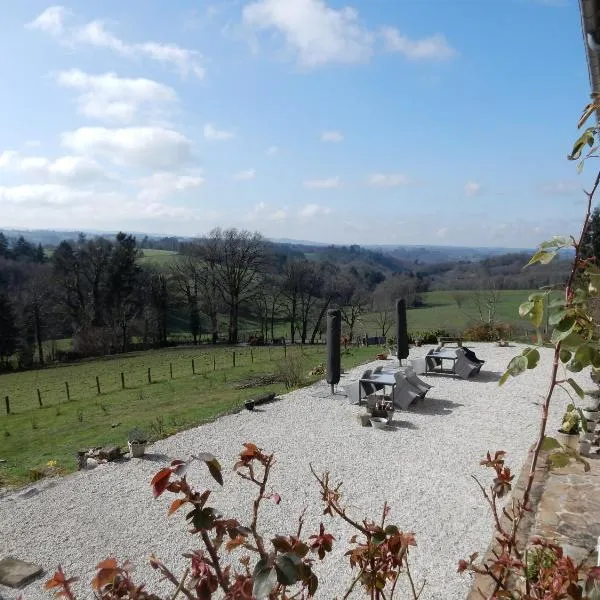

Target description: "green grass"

left=358, top=290, right=537, bottom=336
left=0, top=344, right=378, bottom=487
left=138, top=248, right=180, bottom=266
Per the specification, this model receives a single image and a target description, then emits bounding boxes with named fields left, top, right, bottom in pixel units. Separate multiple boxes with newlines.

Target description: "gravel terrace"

left=0, top=343, right=587, bottom=600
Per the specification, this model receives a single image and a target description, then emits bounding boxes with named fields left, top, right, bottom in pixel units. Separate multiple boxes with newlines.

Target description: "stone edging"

left=466, top=446, right=550, bottom=599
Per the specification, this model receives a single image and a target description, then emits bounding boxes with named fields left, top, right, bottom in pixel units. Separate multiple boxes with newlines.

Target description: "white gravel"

left=0, top=343, right=589, bottom=600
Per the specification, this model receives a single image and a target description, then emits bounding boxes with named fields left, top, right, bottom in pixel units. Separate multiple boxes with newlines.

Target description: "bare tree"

left=471, top=286, right=500, bottom=325
left=170, top=256, right=202, bottom=344
left=202, top=228, right=265, bottom=344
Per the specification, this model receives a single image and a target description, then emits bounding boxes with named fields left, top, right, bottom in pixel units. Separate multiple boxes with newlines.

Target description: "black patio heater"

left=396, top=298, right=409, bottom=365
left=326, top=309, right=341, bottom=394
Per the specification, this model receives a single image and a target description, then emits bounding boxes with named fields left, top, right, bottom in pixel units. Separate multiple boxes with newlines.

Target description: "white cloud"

left=0, top=151, right=110, bottom=184
left=26, top=5, right=69, bottom=36
left=299, top=203, right=331, bottom=217
left=0, top=184, right=94, bottom=206
left=464, top=181, right=482, bottom=197
left=436, top=227, right=448, bottom=237
left=137, top=172, right=205, bottom=201
left=246, top=201, right=286, bottom=221
left=321, top=130, right=344, bottom=142
left=266, top=145, right=280, bottom=156
left=243, top=0, right=373, bottom=67
left=61, top=126, right=193, bottom=169
left=28, top=7, right=205, bottom=78
left=24, top=140, right=42, bottom=148
left=304, top=176, right=342, bottom=189
left=380, top=27, right=456, bottom=61
left=204, top=123, right=235, bottom=141
left=367, top=173, right=412, bottom=188
left=234, top=168, right=256, bottom=181
left=56, top=69, right=176, bottom=122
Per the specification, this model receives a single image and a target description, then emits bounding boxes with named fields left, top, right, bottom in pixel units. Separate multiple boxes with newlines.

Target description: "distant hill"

left=1, top=228, right=544, bottom=265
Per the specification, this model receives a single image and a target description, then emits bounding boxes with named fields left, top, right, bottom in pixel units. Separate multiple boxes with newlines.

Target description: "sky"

left=0, top=0, right=594, bottom=247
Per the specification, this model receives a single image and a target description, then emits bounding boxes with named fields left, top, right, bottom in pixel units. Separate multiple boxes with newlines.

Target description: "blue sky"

left=0, top=0, right=593, bottom=247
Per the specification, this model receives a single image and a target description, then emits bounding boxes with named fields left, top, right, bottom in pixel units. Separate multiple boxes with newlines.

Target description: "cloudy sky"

left=0, top=0, right=593, bottom=246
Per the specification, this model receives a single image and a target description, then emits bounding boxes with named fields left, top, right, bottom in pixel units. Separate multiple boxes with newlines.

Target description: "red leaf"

left=271, top=493, right=281, bottom=505
left=151, top=468, right=172, bottom=498
left=95, top=558, right=118, bottom=570
left=168, top=498, right=187, bottom=516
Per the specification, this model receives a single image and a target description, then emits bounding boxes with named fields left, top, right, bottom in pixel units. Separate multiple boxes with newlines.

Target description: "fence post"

left=147, top=368, right=152, bottom=384
left=213, top=355, right=216, bottom=371
left=37, top=389, right=43, bottom=407
left=121, top=372, right=125, bottom=389
left=268, top=347, right=271, bottom=361
left=251, top=349, right=254, bottom=363
left=232, top=351, right=236, bottom=367
left=284, top=343, right=287, bottom=358
left=96, top=376, right=101, bottom=395
left=192, top=359, right=195, bottom=375
left=65, top=381, right=70, bottom=401
left=5, top=395, right=9, bottom=415
left=170, top=363, right=173, bottom=379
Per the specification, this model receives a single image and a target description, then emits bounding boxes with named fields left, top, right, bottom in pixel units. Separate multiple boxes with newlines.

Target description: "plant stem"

left=200, top=531, right=229, bottom=593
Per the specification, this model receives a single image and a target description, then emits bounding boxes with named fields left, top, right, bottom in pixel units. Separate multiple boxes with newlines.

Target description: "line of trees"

left=0, top=228, right=427, bottom=370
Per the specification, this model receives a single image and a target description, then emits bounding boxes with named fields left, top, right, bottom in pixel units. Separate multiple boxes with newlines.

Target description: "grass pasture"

left=0, top=344, right=378, bottom=487
left=358, top=290, right=537, bottom=337
left=138, top=248, right=180, bottom=266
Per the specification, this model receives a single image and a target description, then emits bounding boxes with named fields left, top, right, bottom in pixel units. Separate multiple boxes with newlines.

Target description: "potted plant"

left=127, top=427, right=148, bottom=458
left=371, top=400, right=394, bottom=425
left=557, top=404, right=585, bottom=451
left=578, top=438, right=592, bottom=457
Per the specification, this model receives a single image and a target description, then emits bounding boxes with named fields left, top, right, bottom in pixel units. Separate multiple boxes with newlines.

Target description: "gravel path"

left=0, top=343, right=589, bottom=600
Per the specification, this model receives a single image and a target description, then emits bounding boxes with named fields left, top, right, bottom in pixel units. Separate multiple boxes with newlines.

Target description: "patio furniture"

left=394, top=371, right=427, bottom=400
left=343, top=382, right=362, bottom=405
left=389, top=376, right=421, bottom=410
left=437, top=336, right=463, bottom=348
left=358, top=371, right=397, bottom=404
left=454, top=348, right=484, bottom=379
left=403, top=366, right=432, bottom=396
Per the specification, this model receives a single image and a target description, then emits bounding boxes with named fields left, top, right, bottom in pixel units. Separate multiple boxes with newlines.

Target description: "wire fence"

left=0, top=344, right=307, bottom=417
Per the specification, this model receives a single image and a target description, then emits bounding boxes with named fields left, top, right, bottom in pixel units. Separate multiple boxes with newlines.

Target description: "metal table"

left=425, top=349, right=458, bottom=377
left=358, top=372, right=397, bottom=404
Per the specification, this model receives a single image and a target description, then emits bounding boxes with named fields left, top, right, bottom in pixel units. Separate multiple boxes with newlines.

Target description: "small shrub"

left=276, top=355, right=305, bottom=389
left=309, top=363, right=325, bottom=376
left=462, top=322, right=512, bottom=342
left=77, top=410, right=84, bottom=423
left=30, top=418, right=38, bottom=430
left=149, top=417, right=165, bottom=439
left=408, top=329, right=451, bottom=345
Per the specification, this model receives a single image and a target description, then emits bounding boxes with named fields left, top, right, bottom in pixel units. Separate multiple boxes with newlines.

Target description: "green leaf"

left=523, top=348, right=540, bottom=369
left=591, top=349, right=600, bottom=369
left=193, top=452, right=224, bottom=486
left=548, top=451, right=570, bottom=470
left=551, top=317, right=576, bottom=343
left=540, top=436, right=561, bottom=451
left=498, top=370, right=511, bottom=386
left=567, top=378, right=585, bottom=399
left=274, top=553, right=302, bottom=586
left=559, top=348, right=572, bottom=364
left=191, top=507, right=217, bottom=530
left=385, top=525, right=399, bottom=535
left=569, top=129, right=595, bottom=160
left=525, top=250, right=557, bottom=268
left=589, top=273, right=600, bottom=295
left=372, top=530, right=386, bottom=546
left=567, top=359, right=584, bottom=373
left=574, top=345, right=593, bottom=369
left=519, top=301, right=534, bottom=318
left=253, top=560, right=277, bottom=599
left=549, top=309, right=568, bottom=326
left=507, top=355, right=528, bottom=377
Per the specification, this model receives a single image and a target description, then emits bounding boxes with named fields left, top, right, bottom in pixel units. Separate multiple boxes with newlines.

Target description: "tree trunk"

left=229, top=301, right=239, bottom=344
left=211, top=311, right=218, bottom=344
left=34, top=304, right=44, bottom=367
left=290, top=297, right=297, bottom=344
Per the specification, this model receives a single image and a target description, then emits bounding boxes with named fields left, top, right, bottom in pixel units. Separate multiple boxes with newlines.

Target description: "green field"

left=0, top=344, right=379, bottom=487
left=138, top=248, right=180, bottom=266
left=359, top=290, right=536, bottom=337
